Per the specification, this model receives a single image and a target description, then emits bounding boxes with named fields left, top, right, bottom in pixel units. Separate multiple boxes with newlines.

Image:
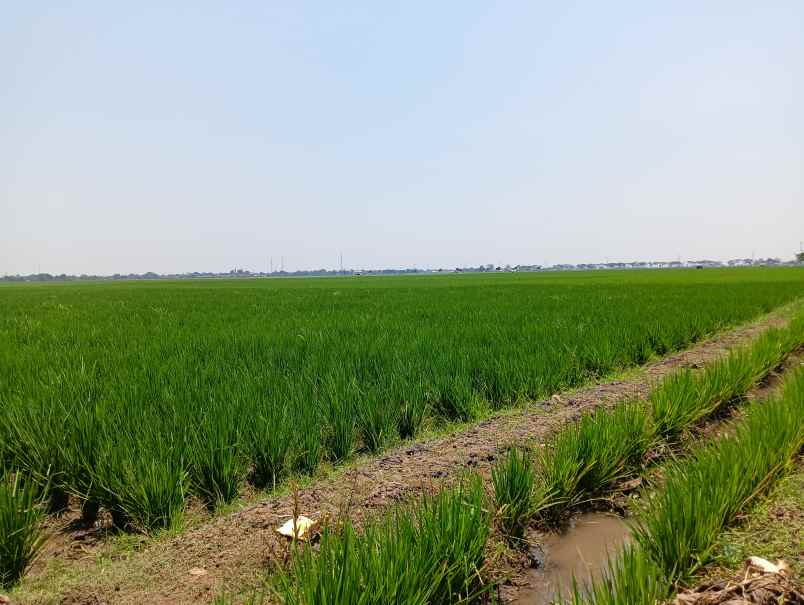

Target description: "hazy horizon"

left=3, top=2, right=803, bottom=275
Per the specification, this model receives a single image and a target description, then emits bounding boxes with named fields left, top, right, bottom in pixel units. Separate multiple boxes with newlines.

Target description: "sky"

left=2, top=2, right=803, bottom=275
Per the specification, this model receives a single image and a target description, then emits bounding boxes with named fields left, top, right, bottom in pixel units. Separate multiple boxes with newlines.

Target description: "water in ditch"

left=512, top=512, right=631, bottom=605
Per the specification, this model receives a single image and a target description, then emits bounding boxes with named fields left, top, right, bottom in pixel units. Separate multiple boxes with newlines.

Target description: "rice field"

left=249, top=308, right=804, bottom=605
left=1, top=268, right=803, bottom=546
left=260, top=317, right=804, bottom=605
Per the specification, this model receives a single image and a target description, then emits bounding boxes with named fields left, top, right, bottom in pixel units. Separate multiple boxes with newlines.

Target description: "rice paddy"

left=1, top=267, right=803, bottom=593
left=266, top=321, right=804, bottom=605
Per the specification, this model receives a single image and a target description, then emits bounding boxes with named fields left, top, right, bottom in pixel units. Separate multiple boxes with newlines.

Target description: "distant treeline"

left=2, top=259, right=800, bottom=283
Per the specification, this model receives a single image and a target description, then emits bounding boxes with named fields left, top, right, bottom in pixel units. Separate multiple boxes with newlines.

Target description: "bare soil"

left=12, top=310, right=796, bottom=605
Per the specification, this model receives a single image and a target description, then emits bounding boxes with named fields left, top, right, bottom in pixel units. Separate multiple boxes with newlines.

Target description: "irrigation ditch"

left=506, top=347, right=804, bottom=605
left=560, top=361, right=804, bottom=604
left=4, top=304, right=804, bottom=604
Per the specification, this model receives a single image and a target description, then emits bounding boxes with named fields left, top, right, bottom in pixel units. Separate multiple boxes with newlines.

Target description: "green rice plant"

left=57, top=404, right=108, bottom=523
left=647, top=368, right=700, bottom=440
left=0, top=471, right=48, bottom=588
left=492, top=447, right=535, bottom=542
left=277, top=477, right=491, bottom=604
left=249, top=404, right=294, bottom=490
left=397, top=396, right=429, bottom=440
left=650, top=319, right=804, bottom=439
left=188, top=408, right=248, bottom=508
left=534, top=401, right=651, bottom=524
left=635, top=366, right=804, bottom=585
left=358, top=391, right=400, bottom=454
left=324, top=396, right=357, bottom=463
left=414, top=477, right=492, bottom=603
left=429, top=368, right=489, bottom=422
left=0, top=401, right=70, bottom=513
left=575, top=402, right=652, bottom=493
left=113, top=454, right=187, bottom=532
left=97, top=429, right=188, bottom=532
left=290, top=403, right=323, bottom=476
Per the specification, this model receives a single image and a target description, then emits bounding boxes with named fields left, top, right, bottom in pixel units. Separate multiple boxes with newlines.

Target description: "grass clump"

left=0, top=472, right=48, bottom=588
left=276, top=478, right=492, bottom=604
left=492, top=447, right=536, bottom=542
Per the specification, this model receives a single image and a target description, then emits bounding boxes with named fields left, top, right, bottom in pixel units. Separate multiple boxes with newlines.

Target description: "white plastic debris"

left=746, top=556, right=789, bottom=575
left=276, top=516, right=316, bottom=540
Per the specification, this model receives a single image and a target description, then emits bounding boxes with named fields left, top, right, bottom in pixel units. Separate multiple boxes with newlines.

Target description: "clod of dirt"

left=674, top=558, right=804, bottom=604
left=188, top=568, right=208, bottom=576
left=527, top=544, right=546, bottom=569
left=58, top=592, right=108, bottom=605
left=619, top=476, right=643, bottom=492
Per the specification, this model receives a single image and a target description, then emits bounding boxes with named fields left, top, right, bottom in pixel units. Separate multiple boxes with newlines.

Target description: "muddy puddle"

left=512, top=512, right=631, bottom=605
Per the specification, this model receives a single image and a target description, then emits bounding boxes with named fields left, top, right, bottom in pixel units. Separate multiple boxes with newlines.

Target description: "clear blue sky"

left=2, top=2, right=802, bottom=274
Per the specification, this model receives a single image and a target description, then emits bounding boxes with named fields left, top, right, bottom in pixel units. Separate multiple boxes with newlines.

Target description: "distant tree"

left=797, top=251, right=804, bottom=263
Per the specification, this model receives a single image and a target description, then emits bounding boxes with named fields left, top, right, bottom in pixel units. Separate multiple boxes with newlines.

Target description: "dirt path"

left=23, top=310, right=796, bottom=605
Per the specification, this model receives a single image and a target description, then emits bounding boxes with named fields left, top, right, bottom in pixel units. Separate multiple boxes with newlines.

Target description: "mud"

left=512, top=513, right=631, bottom=605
